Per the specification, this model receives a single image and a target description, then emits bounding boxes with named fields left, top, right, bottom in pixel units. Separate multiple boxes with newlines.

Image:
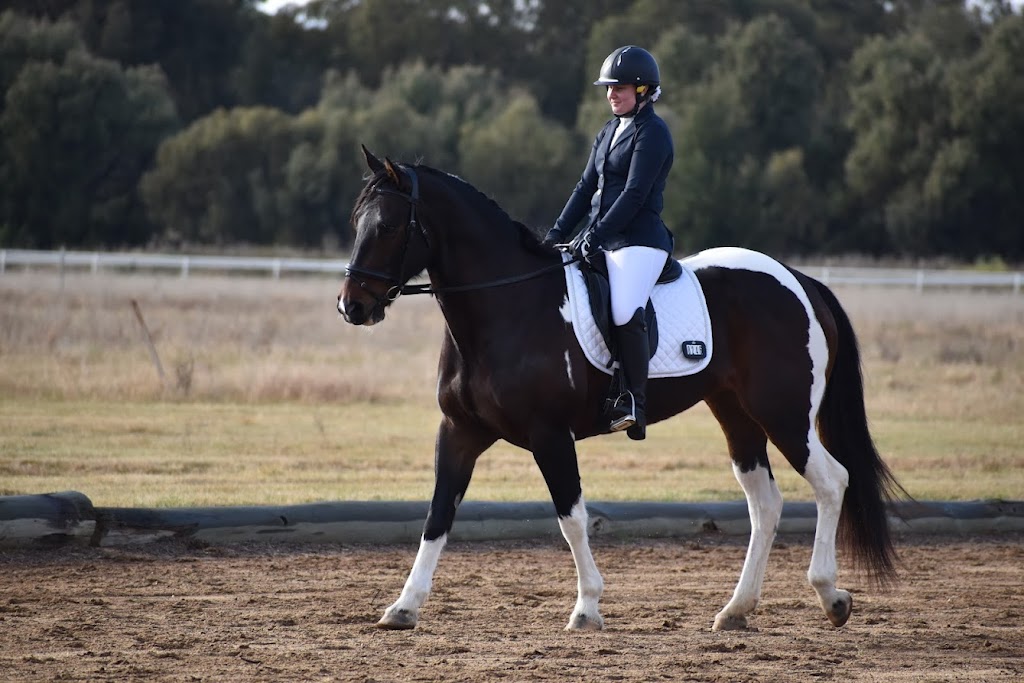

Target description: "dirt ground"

left=1, top=533, right=1021, bottom=682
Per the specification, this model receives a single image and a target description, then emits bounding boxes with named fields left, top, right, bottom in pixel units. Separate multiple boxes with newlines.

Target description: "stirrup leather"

left=608, top=391, right=637, bottom=432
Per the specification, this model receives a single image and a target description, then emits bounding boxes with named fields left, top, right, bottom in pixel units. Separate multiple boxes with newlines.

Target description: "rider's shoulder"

left=637, top=109, right=672, bottom=137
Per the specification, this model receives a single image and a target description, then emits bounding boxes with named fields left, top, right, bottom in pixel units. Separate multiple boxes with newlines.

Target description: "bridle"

left=343, top=165, right=578, bottom=303
left=343, top=165, right=429, bottom=304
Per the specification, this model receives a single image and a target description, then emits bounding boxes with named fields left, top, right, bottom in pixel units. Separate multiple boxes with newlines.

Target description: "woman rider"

left=543, top=45, right=673, bottom=441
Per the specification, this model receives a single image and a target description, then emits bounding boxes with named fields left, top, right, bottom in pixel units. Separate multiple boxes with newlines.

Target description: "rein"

left=345, top=165, right=579, bottom=299
left=399, top=259, right=577, bottom=296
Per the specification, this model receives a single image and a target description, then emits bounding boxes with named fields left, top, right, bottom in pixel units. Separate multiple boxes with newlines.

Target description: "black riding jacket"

left=553, top=103, right=674, bottom=253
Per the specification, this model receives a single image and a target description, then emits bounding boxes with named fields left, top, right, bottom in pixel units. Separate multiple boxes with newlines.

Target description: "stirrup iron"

left=608, top=391, right=637, bottom=432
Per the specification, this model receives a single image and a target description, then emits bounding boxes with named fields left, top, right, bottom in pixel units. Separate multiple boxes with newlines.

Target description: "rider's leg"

left=606, top=246, right=667, bottom=327
left=605, top=247, right=667, bottom=440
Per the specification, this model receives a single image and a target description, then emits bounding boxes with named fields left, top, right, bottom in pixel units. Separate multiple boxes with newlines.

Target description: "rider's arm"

left=591, top=120, right=671, bottom=245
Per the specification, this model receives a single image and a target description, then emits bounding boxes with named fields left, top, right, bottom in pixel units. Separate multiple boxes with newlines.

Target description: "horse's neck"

left=422, top=188, right=559, bottom=355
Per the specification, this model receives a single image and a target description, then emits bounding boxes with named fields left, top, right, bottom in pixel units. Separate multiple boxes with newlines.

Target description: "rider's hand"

left=574, top=232, right=601, bottom=260
left=541, top=227, right=564, bottom=248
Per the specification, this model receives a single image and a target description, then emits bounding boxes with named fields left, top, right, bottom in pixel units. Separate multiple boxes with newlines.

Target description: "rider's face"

left=606, top=84, right=637, bottom=116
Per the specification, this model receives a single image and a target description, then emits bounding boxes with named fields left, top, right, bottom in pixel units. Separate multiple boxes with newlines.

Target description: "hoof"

left=712, top=613, right=749, bottom=631
left=825, top=592, right=853, bottom=628
left=377, top=607, right=418, bottom=630
left=566, top=613, right=604, bottom=631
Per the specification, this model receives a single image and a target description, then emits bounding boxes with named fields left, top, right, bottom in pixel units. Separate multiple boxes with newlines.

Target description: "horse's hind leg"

left=757, top=404, right=853, bottom=628
left=801, top=435, right=852, bottom=627
left=532, top=426, right=604, bottom=631
left=707, top=393, right=783, bottom=631
left=378, top=418, right=495, bottom=630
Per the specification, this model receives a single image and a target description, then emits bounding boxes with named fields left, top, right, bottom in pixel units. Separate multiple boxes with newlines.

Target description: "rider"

left=543, top=45, right=674, bottom=441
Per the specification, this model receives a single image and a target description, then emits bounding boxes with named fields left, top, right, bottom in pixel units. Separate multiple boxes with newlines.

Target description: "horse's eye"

left=378, top=222, right=397, bottom=235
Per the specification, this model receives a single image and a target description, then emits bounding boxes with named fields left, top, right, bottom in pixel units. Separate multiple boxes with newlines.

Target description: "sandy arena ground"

left=1, top=533, right=1021, bottom=682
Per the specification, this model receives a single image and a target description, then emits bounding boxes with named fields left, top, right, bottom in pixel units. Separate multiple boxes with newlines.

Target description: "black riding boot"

left=608, top=308, right=650, bottom=441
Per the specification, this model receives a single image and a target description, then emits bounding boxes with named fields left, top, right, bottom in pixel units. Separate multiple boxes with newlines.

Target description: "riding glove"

left=541, top=227, right=564, bottom=247
left=574, top=231, right=602, bottom=260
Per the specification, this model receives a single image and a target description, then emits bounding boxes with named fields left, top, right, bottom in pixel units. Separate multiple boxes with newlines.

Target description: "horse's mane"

left=351, top=163, right=549, bottom=255
left=417, top=166, right=549, bottom=254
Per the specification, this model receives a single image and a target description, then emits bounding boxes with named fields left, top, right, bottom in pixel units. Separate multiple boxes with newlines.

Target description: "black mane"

left=352, top=162, right=551, bottom=255
left=416, top=166, right=549, bottom=252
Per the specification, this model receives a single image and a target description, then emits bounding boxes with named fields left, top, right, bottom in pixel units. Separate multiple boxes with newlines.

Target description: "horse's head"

left=338, top=146, right=431, bottom=326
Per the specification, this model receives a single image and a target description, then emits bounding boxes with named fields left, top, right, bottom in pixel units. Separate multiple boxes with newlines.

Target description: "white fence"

left=1, top=248, right=1021, bottom=293
left=0, top=248, right=345, bottom=278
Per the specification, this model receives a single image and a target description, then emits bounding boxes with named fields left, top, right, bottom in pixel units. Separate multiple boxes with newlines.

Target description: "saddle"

left=579, top=255, right=683, bottom=366
left=561, top=253, right=713, bottom=380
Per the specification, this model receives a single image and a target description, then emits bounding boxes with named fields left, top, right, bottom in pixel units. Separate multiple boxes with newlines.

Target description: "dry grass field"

left=1, top=268, right=1021, bottom=507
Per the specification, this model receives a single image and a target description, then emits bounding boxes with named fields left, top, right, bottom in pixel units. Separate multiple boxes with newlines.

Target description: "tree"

left=717, top=15, right=823, bottom=159
left=0, top=13, right=178, bottom=248
left=233, top=9, right=337, bottom=113
left=0, top=10, right=80, bottom=105
left=845, top=30, right=954, bottom=254
left=459, top=93, right=578, bottom=227
left=662, top=16, right=824, bottom=253
left=942, top=13, right=1024, bottom=258
left=141, top=107, right=314, bottom=246
left=70, top=0, right=258, bottom=122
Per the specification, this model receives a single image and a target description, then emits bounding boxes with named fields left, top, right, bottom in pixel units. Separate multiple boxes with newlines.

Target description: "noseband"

left=344, top=165, right=429, bottom=303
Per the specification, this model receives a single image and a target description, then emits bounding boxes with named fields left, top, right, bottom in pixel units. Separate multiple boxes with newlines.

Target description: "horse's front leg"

left=378, top=418, right=495, bottom=630
left=532, top=426, right=604, bottom=631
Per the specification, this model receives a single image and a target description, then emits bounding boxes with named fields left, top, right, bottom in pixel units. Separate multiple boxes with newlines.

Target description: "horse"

left=337, top=146, right=904, bottom=632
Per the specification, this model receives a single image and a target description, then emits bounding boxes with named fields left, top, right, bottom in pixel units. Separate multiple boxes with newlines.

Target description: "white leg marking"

left=798, top=274, right=851, bottom=623
left=558, top=497, right=604, bottom=630
left=714, top=463, right=783, bottom=631
left=380, top=534, right=447, bottom=628
left=804, top=440, right=850, bottom=619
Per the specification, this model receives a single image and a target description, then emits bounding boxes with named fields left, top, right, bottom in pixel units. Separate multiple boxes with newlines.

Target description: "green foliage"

left=844, top=9, right=1024, bottom=258
left=664, top=15, right=827, bottom=255
left=0, top=11, right=178, bottom=248
left=845, top=32, right=950, bottom=253
left=141, top=107, right=327, bottom=246
left=460, top=93, right=578, bottom=227
left=1, top=2, right=1022, bottom=258
left=70, top=0, right=255, bottom=122
left=945, top=14, right=1024, bottom=258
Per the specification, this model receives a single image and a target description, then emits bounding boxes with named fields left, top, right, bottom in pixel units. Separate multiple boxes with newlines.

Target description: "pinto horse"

left=337, top=147, right=904, bottom=632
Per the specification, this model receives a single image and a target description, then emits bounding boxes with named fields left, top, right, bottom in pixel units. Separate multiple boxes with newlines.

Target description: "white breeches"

left=605, top=246, right=668, bottom=326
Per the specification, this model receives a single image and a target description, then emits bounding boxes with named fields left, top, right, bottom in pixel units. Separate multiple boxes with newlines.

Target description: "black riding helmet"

left=594, top=46, right=660, bottom=116
left=594, top=45, right=660, bottom=87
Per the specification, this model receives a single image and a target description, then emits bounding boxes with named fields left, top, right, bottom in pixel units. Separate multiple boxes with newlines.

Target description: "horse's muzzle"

left=337, top=294, right=384, bottom=326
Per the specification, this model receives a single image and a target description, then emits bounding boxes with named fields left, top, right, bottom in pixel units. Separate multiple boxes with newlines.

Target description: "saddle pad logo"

left=682, top=341, right=707, bottom=359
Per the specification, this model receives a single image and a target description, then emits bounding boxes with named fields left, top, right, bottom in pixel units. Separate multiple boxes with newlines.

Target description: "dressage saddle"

left=579, top=255, right=683, bottom=367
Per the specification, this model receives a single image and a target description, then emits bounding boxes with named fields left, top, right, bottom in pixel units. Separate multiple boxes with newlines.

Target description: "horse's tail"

left=809, top=278, right=906, bottom=586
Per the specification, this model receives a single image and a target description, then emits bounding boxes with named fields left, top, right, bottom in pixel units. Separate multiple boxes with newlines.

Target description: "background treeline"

left=0, top=0, right=1021, bottom=259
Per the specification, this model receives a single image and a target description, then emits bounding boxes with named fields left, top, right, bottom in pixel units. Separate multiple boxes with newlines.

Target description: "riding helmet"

left=593, top=46, right=660, bottom=87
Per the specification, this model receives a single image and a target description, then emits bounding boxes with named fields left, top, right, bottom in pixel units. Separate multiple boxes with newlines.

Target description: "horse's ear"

left=361, top=144, right=385, bottom=174
left=383, top=156, right=403, bottom=188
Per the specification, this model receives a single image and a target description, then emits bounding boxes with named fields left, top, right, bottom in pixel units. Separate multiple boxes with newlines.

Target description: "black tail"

left=810, top=278, right=908, bottom=586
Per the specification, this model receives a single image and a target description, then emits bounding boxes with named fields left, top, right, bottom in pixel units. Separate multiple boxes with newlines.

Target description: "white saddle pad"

left=561, top=255, right=713, bottom=378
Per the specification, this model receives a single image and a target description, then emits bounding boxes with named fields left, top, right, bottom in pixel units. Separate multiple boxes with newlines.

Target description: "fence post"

left=272, top=258, right=281, bottom=280
left=821, top=266, right=830, bottom=286
left=916, top=269, right=925, bottom=293
left=59, top=247, right=66, bottom=293
left=181, top=256, right=189, bottom=279
left=91, top=252, right=100, bottom=275
left=1014, top=272, right=1021, bottom=295
left=0, top=249, right=5, bottom=275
